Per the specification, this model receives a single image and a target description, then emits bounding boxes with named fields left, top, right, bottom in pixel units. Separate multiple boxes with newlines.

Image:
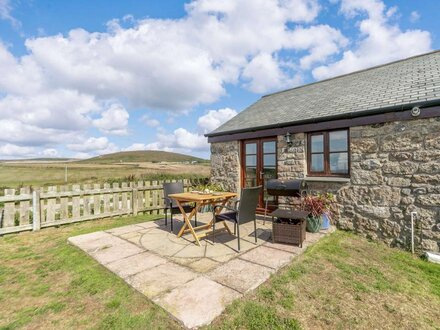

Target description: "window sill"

left=305, top=176, right=350, bottom=183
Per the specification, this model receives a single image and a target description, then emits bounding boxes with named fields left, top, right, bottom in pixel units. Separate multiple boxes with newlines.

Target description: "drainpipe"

left=410, top=212, right=417, bottom=254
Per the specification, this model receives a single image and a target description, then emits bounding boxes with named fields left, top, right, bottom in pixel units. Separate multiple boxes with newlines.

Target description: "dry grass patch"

left=208, top=231, right=440, bottom=330
left=0, top=215, right=182, bottom=330
left=0, top=162, right=209, bottom=188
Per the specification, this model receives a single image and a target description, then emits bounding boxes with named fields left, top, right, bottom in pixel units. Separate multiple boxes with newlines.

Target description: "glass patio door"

left=242, top=138, right=277, bottom=210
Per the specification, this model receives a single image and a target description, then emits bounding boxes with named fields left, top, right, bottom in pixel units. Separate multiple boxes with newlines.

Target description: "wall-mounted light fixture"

left=284, top=132, right=293, bottom=147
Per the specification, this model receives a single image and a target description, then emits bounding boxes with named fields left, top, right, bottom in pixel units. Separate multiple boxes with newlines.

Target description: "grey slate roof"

left=207, top=50, right=440, bottom=137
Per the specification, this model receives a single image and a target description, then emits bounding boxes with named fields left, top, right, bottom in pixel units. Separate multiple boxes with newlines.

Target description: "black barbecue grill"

left=266, top=179, right=307, bottom=197
left=264, top=179, right=308, bottom=219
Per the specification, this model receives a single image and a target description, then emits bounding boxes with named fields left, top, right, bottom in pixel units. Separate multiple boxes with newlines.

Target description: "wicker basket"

left=272, top=219, right=306, bottom=247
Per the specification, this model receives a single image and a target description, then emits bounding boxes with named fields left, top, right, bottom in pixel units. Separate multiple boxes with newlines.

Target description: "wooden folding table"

left=168, top=191, right=237, bottom=246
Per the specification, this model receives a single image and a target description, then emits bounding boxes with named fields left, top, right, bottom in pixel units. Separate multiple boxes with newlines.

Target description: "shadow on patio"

left=68, top=212, right=333, bottom=329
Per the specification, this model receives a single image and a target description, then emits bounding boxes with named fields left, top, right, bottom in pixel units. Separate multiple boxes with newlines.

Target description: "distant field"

left=0, top=162, right=210, bottom=189
left=0, top=150, right=210, bottom=189
left=81, top=150, right=207, bottom=164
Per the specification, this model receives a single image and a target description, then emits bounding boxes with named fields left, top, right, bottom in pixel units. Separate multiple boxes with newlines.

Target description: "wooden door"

left=242, top=138, right=277, bottom=210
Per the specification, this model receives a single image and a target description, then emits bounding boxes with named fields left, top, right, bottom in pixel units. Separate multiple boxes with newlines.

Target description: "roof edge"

left=260, top=49, right=440, bottom=99
left=205, top=99, right=440, bottom=138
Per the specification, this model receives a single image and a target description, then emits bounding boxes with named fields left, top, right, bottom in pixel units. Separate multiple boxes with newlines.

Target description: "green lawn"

left=209, top=232, right=440, bottom=330
left=1, top=215, right=439, bottom=330
left=0, top=214, right=181, bottom=330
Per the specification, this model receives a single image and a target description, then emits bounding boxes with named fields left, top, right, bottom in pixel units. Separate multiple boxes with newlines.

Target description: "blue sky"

left=0, top=0, right=438, bottom=160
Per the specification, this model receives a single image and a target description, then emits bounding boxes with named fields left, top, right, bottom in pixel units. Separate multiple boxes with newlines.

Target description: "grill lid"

left=266, top=179, right=307, bottom=197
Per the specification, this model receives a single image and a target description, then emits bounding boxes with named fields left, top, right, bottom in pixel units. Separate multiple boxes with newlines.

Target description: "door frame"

left=240, top=137, right=277, bottom=211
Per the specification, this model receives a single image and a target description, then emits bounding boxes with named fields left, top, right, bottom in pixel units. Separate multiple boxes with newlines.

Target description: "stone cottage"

left=205, top=51, right=440, bottom=252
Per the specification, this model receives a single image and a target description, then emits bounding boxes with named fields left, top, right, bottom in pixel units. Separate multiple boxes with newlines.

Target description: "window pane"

left=311, top=154, right=324, bottom=172
left=263, top=141, right=276, bottom=153
left=263, top=154, right=276, bottom=167
left=245, top=155, right=256, bottom=167
left=245, top=167, right=257, bottom=187
left=329, top=130, right=348, bottom=152
left=311, top=135, right=324, bottom=152
left=330, top=152, right=348, bottom=174
left=245, top=143, right=256, bottom=154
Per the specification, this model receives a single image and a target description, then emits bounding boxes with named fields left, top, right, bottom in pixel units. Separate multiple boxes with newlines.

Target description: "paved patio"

left=68, top=213, right=334, bottom=329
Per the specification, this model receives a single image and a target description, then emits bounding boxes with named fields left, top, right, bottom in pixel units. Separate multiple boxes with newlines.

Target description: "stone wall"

left=277, top=117, right=440, bottom=252
left=210, top=117, right=440, bottom=252
left=210, top=141, right=241, bottom=194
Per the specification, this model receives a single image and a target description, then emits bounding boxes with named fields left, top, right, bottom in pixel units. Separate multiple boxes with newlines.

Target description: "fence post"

left=32, top=190, right=41, bottom=231
left=132, top=187, right=139, bottom=215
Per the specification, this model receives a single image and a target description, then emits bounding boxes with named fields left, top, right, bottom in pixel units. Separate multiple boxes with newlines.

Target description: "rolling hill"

left=79, top=150, right=208, bottom=164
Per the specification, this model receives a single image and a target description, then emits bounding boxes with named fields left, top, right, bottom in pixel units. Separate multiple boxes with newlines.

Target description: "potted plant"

left=301, top=195, right=326, bottom=233
left=318, top=193, right=337, bottom=230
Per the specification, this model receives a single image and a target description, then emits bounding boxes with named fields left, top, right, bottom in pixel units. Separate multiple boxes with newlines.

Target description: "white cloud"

left=41, top=148, right=58, bottom=157
left=124, top=143, right=148, bottom=151
left=313, top=0, right=431, bottom=80
left=197, top=108, right=237, bottom=133
left=289, top=25, right=348, bottom=69
left=144, top=107, right=238, bottom=153
left=93, top=103, right=129, bottom=135
left=0, top=0, right=20, bottom=28
left=0, top=143, right=34, bottom=158
left=67, top=137, right=119, bottom=155
left=242, top=53, right=300, bottom=93
left=6, top=0, right=333, bottom=111
left=140, top=114, right=160, bottom=128
left=0, top=0, right=433, bottom=158
left=146, top=128, right=208, bottom=152
left=410, top=11, right=420, bottom=23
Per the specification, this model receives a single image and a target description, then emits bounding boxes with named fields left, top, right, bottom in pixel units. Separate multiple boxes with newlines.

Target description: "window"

left=307, top=129, right=349, bottom=176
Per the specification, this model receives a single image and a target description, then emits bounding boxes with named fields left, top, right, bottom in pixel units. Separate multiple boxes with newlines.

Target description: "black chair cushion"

left=215, top=211, right=237, bottom=222
left=169, top=204, right=194, bottom=215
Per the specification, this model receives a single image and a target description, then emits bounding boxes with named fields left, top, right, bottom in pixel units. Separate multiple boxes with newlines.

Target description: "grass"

left=82, top=150, right=207, bottom=164
left=207, top=231, right=440, bottom=330
left=0, top=214, right=182, bottom=330
left=1, top=218, right=439, bottom=329
left=0, top=162, right=210, bottom=189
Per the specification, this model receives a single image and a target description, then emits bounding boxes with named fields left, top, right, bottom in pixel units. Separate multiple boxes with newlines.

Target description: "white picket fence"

left=0, top=179, right=206, bottom=235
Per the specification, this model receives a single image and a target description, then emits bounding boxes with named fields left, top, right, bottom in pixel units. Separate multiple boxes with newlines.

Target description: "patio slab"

left=188, top=258, right=219, bottom=273
left=127, top=262, right=197, bottom=299
left=239, top=245, right=294, bottom=269
left=69, top=213, right=334, bottom=328
left=154, top=276, right=241, bottom=329
left=105, top=251, right=167, bottom=279
left=90, top=241, right=144, bottom=265
left=208, top=258, right=273, bottom=293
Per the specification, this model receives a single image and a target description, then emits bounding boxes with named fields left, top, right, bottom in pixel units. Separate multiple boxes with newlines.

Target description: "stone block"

left=208, top=258, right=273, bottom=293
left=418, top=162, right=440, bottom=174
left=351, top=138, right=377, bottom=153
left=389, top=152, right=413, bottom=161
left=416, top=194, right=440, bottom=207
left=382, top=161, right=418, bottom=175
left=359, top=159, right=381, bottom=170
left=90, top=241, right=144, bottom=265
left=381, top=131, right=423, bottom=151
left=412, top=174, right=440, bottom=185
left=356, top=205, right=391, bottom=219
left=413, top=150, right=440, bottom=162
left=387, top=177, right=411, bottom=187
left=425, top=133, right=440, bottom=150
left=351, top=170, right=383, bottom=185
left=127, top=262, right=197, bottom=298
left=239, top=246, right=294, bottom=270
left=153, top=277, right=241, bottom=329
left=105, top=251, right=167, bottom=278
